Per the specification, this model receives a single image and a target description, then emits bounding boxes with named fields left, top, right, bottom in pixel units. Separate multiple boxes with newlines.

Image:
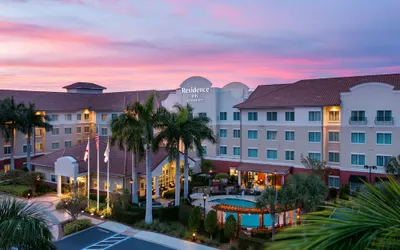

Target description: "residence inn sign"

left=180, top=76, right=213, bottom=102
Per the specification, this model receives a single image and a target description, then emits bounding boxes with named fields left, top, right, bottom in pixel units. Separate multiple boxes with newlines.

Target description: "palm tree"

left=386, top=155, right=400, bottom=179
left=0, top=97, right=25, bottom=170
left=267, top=178, right=400, bottom=250
left=0, top=198, right=55, bottom=249
left=174, top=104, right=216, bottom=199
left=110, top=112, right=144, bottom=204
left=18, top=103, right=52, bottom=171
left=256, top=187, right=280, bottom=237
left=129, top=93, right=161, bottom=224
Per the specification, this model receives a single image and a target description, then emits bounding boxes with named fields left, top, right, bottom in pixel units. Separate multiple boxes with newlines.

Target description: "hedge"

left=64, top=219, right=92, bottom=236
left=89, top=194, right=107, bottom=203
left=178, top=203, right=193, bottom=226
left=36, top=183, right=56, bottom=195
left=155, top=206, right=179, bottom=222
left=237, top=235, right=266, bottom=250
left=0, top=185, right=31, bottom=197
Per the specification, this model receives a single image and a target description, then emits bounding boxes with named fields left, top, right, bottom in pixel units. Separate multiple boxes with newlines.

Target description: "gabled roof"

left=63, top=82, right=106, bottom=90
left=235, top=73, right=400, bottom=109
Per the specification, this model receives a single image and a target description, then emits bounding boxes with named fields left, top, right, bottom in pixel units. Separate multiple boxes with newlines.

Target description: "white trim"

left=328, top=175, right=340, bottom=189
left=266, top=130, right=278, bottom=141
left=266, top=148, right=278, bottom=160
left=350, top=152, right=366, bottom=166
left=328, top=130, right=340, bottom=143
left=284, top=130, right=295, bottom=141
left=219, top=128, right=228, bottom=139
left=247, top=129, right=259, bottom=140
left=308, top=131, right=322, bottom=143
left=64, top=127, right=72, bottom=135
left=350, top=131, right=366, bottom=144
left=232, top=128, right=241, bottom=139
left=219, top=145, right=228, bottom=155
left=284, top=149, right=295, bottom=161
left=232, top=146, right=240, bottom=156
left=266, top=111, right=278, bottom=122
left=328, top=151, right=340, bottom=164
left=247, top=147, right=259, bottom=159
left=376, top=154, right=392, bottom=167
left=376, top=132, right=392, bottom=145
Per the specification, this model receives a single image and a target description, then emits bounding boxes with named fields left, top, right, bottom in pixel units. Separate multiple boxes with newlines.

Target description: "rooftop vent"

left=63, top=82, right=106, bottom=94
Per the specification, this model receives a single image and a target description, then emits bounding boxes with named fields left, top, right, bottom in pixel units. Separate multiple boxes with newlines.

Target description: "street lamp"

left=364, top=165, right=377, bottom=183
left=208, top=170, right=212, bottom=187
left=202, top=193, right=207, bottom=217
left=273, top=169, right=277, bottom=191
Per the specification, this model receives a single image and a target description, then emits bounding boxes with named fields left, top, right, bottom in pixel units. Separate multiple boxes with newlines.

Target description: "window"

left=233, top=129, right=240, bottom=139
left=376, top=110, right=392, bottom=121
left=3, top=146, right=11, bottom=155
left=101, top=114, right=108, bottom=121
left=50, top=114, right=59, bottom=121
left=77, top=127, right=82, bottom=133
left=309, top=152, right=321, bottom=161
left=101, top=128, right=108, bottom=136
left=104, top=182, right=109, bottom=190
left=351, top=110, right=366, bottom=121
left=248, top=130, right=258, bottom=140
left=308, top=111, right=321, bottom=121
left=201, top=145, right=207, bottom=155
left=285, top=150, right=295, bottom=161
left=267, top=112, right=278, bottom=121
left=64, top=141, right=72, bottom=148
left=233, top=112, right=240, bottom=121
left=51, top=142, right=60, bottom=150
left=93, top=180, right=97, bottom=188
left=116, top=184, right=122, bottom=191
left=377, top=133, right=392, bottom=145
left=328, top=152, right=340, bottom=163
left=328, top=131, right=340, bottom=142
left=219, top=129, right=227, bottom=138
left=77, top=113, right=82, bottom=121
left=329, top=111, right=340, bottom=121
left=267, top=149, right=278, bottom=160
left=351, top=154, right=365, bottom=166
left=266, top=130, right=277, bottom=141
left=198, top=112, right=207, bottom=118
left=285, top=111, right=295, bottom=121
left=308, top=132, right=321, bottom=142
left=35, top=128, right=43, bottom=137
left=84, top=126, right=90, bottom=133
left=64, top=128, right=72, bottom=134
left=377, top=155, right=391, bottom=167
left=219, top=146, right=227, bottom=155
left=64, top=114, right=72, bottom=121
left=84, top=113, right=90, bottom=121
left=328, top=176, right=340, bottom=189
left=35, top=143, right=43, bottom=151
left=351, top=132, right=366, bottom=144
left=233, top=147, right=240, bottom=156
left=248, top=148, right=258, bottom=158
left=248, top=112, right=258, bottom=121
left=52, top=128, right=59, bottom=135
left=219, top=112, right=227, bottom=121
left=22, top=145, right=32, bottom=154
left=285, top=131, right=295, bottom=141
left=111, top=113, right=118, bottom=120
left=4, top=164, right=10, bottom=173
left=51, top=174, right=56, bottom=183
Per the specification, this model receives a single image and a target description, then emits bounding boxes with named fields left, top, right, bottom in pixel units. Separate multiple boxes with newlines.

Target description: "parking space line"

left=82, top=234, right=130, bottom=250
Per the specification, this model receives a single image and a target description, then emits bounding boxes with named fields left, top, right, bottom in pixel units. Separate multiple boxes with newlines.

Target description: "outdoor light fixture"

left=192, top=232, right=196, bottom=241
left=90, top=213, right=94, bottom=216
left=81, top=210, right=84, bottom=213
left=100, top=215, right=104, bottom=219
left=364, top=165, right=377, bottom=183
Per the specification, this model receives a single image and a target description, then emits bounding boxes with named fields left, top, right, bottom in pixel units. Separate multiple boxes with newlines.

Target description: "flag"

left=84, top=141, right=89, bottom=162
left=95, top=133, right=99, bottom=150
left=104, top=139, right=110, bottom=163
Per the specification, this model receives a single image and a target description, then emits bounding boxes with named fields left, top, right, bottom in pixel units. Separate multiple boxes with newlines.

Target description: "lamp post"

left=273, top=169, right=277, bottom=191
left=364, top=165, right=377, bottom=183
left=208, top=170, right=212, bottom=187
left=202, top=193, right=207, bottom=217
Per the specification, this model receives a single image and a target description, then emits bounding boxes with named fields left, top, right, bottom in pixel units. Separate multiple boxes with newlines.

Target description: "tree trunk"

left=132, top=151, right=139, bottom=204
left=10, top=128, right=15, bottom=170
left=271, top=211, right=276, bottom=237
left=26, top=130, right=32, bottom=171
left=183, top=147, right=189, bottom=199
left=175, top=143, right=181, bottom=206
left=145, top=147, right=153, bottom=224
left=123, top=148, right=127, bottom=189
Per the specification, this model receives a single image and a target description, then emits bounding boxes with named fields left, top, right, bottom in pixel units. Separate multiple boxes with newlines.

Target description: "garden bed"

left=62, top=219, right=92, bottom=236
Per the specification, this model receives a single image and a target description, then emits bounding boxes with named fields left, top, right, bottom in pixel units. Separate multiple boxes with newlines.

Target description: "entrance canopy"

left=349, top=175, right=367, bottom=183
left=237, top=163, right=291, bottom=175
left=54, top=156, right=79, bottom=179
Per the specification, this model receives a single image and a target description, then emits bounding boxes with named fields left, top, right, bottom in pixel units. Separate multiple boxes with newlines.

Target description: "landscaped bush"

left=339, top=184, right=350, bottom=200
left=251, top=228, right=272, bottom=239
left=155, top=206, right=179, bottom=222
left=0, top=184, right=31, bottom=197
left=163, top=189, right=175, bottom=199
left=85, top=199, right=106, bottom=213
left=179, top=202, right=193, bottom=226
left=134, top=219, right=188, bottom=238
left=214, top=173, right=229, bottom=180
left=237, top=234, right=265, bottom=250
left=328, top=188, right=338, bottom=200
left=36, top=182, right=56, bottom=195
left=63, top=219, right=92, bottom=236
left=89, top=194, right=107, bottom=203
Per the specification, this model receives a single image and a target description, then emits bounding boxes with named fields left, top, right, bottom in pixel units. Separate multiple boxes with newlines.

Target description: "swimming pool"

left=210, top=198, right=277, bottom=228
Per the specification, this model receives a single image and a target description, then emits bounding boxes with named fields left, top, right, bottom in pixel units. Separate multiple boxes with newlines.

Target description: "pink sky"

left=1, top=0, right=400, bottom=92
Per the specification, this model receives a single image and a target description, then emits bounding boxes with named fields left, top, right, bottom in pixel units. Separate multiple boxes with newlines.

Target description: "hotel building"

left=0, top=74, right=398, bottom=196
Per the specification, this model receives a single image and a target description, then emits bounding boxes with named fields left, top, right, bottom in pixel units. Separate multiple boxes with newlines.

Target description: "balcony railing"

left=375, top=117, right=394, bottom=125
left=349, top=117, right=367, bottom=125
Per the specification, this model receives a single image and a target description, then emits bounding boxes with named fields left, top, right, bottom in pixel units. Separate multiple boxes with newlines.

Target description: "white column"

left=266, top=174, right=269, bottom=188
left=237, top=170, right=241, bottom=186
left=57, top=175, right=62, bottom=197
left=155, top=177, right=160, bottom=198
left=281, top=174, right=285, bottom=185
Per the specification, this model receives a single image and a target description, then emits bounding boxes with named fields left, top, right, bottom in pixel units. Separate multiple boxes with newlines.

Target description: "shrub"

left=36, top=182, right=56, bottom=195
left=339, top=184, right=350, bottom=200
left=63, top=219, right=92, bottom=236
left=21, top=171, right=45, bottom=196
left=163, top=189, right=175, bottom=199
left=200, top=159, right=216, bottom=173
left=237, top=234, right=265, bottom=250
left=0, top=184, right=30, bottom=197
left=155, top=206, right=179, bottom=222
left=251, top=228, right=272, bottom=239
left=114, top=211, right=143, bottom=225
left=328, top=188, right=338, bottom=200
left=188, top=206, right=202, bottom=232
left=89, top=194, right=107, bottom=203
left=85, top=199, right=106, bottom=214
left=224, top=215, right=237, bottom=241
left=214, top=173, right=229, bottom=180
left=56, top=197, right=87, bottom=220
left=204, top=210, right=218, bottom=240
left=179, top=202, right=193, bottom=226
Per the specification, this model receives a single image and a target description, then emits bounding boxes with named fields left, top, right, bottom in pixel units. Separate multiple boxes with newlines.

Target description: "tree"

left=1, top=169, right=24, bottom=186
left=224, top=215, right=237, bottom=244
left=0, top=198, right=55, bottom=249
left=256, top=188, right=280, bottom=237
left=55, top=197, right=86, bottom=220
left=110, top=112, right=144, bottom=204
left=204, top=210, right=218, bottom=240
left=267, top=178, right=400, bottom=250
left=200, top=159, right=216, bottom=173
left=21, top=171, right=45, bottom=196
left=0, top=97, right=25, bottom=170
left=129, top=93, right=161, bottom=224
left=386, top=155, right=400, bottom=179
left=18, top=103, right=52, bottom=171
left=300, top=154, right=331, bottom=181
left=188, top=206, right=202, bottom=232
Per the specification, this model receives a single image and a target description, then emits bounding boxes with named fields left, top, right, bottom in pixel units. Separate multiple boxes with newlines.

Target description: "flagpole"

left=107, top=136, right=110, bottom=210
left=97, top=126, right=100, bottom=212
left=87, top=136, right=90, bottom=208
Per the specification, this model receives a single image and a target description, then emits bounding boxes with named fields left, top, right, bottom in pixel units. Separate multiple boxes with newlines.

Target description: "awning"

left=237, top=162, right=291, bottom=175
left=349, top=175, right=367, bottom=183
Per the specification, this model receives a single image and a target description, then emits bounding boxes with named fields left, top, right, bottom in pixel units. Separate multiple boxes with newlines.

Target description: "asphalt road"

left=55, top=226, right=174, bottom=250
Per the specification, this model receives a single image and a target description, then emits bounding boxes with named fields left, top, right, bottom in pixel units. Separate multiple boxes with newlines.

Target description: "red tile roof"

left=209, top=160, right=240, bottom=173
left=30, top=137, right=171, bottom=177
left=237, top=162, right=291, bottom=175
left=63, top=82, right=106, bottom=90
left=246, top=84, right=291, bottom=100
left=235, top=73, right=400, bottom=108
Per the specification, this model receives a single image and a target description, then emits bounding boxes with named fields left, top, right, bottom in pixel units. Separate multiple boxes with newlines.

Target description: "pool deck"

left=191, top=195, right=258, bottom=215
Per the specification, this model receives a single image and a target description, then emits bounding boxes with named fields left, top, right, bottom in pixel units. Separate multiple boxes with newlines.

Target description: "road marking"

left=82, top=234, right=130, bottom=250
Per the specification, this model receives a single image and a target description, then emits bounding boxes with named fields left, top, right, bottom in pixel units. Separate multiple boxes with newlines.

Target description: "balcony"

left=349, top=117, right=367, bottom=125
left=375, top=117, right=394, bottom=125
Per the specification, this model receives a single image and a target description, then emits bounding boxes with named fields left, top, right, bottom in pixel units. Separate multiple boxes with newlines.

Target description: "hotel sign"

left=181, top=87, right=210, bottom=102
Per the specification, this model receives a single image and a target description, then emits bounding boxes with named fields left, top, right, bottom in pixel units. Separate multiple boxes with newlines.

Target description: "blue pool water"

left=210, top=198, right=276, bottom=228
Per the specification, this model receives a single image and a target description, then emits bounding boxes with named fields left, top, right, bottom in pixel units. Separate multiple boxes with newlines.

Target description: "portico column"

left=237, top=170, right=241, bottom=186
left=266, top=174, right=269, bottom=188
left=281, top=174, right=285, bottom=185
left=155, top=177, right=160, bottom=198
left=57, top=175, right=62, bottom=197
